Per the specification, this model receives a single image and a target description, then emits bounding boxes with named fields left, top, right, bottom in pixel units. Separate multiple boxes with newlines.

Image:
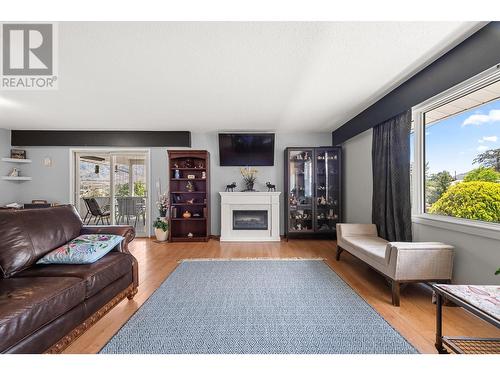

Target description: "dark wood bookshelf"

left=170, top=167, right=206, bottom=171
left=170, top=178, right=206, bottom=181
left=168, top=150, right=210, bottom=242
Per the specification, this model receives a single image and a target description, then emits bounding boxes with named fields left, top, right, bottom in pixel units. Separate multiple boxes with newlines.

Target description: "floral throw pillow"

left=37, top=234, right=124, bottom=265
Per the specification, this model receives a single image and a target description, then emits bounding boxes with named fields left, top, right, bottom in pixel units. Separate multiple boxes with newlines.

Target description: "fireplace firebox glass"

left=233, top=210, right=268, bottom=230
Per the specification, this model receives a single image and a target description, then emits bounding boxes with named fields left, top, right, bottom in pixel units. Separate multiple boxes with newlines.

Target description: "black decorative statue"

left=266, top=182, right=276, bottom=192
left=225, top=182, right=237, bottom=192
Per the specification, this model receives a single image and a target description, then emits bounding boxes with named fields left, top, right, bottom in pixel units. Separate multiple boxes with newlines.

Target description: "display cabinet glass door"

left=314, top=148, right=340, bottom=232
left=288, top=149, right=314, bottom=232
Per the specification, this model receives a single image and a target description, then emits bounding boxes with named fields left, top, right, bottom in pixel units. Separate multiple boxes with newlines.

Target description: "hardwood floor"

left=63, top=238, right=498, bottom=354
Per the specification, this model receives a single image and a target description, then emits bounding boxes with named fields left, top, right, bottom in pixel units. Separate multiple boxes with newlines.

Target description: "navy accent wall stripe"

left=332, top=22, right=500, bottom=145
left=11, top=130, right=191, bottom=147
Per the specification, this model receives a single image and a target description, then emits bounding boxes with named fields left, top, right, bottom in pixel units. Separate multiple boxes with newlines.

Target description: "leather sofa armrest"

left=80, top=225, right=135, bottom=253
left=80, top=225, right=138, bottom=291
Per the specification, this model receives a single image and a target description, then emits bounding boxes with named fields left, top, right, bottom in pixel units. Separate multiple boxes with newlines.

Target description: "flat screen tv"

left=218, top=133, right=275, bottom=166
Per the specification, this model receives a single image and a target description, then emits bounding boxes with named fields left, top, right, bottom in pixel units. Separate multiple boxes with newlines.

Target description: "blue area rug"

left=100, top=259, right=417, bottom=354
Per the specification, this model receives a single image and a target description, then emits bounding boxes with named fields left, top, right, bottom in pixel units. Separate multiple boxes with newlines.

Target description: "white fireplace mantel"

left=219, top=192, right=281, bottom=242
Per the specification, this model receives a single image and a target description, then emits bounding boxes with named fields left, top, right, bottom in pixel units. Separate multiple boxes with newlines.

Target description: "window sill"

left=412, top=214, right=500, bottom=241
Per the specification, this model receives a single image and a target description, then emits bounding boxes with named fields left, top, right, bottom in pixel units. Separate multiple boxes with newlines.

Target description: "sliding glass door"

left=73, top=151, right=149, bottom=236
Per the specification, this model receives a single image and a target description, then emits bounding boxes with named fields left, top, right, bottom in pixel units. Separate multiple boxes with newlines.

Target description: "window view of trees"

left=423, top=97, right=500, bottom=223
left=115, top=181, right=147, bottom=197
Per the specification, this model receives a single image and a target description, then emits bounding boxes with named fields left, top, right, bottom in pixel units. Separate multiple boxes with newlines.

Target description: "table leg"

left=435, top=293, right=447, bottom=354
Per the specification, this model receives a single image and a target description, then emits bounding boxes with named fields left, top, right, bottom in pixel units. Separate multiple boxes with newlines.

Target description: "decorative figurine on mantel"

left=266, top=182, right=276, bottom=192
left=186, top=181, right=195, bottom=192
left=225, top=182, right=236, bottom=192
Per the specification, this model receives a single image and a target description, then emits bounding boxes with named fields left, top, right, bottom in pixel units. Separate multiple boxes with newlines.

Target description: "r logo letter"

left=2, top=24, right=53, bottom=75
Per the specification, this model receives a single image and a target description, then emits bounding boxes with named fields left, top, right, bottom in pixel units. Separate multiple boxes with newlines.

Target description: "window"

left=412, top=65, right=500, bottom=225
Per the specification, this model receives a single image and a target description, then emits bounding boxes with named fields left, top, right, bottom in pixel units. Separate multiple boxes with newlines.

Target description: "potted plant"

left=240, top=167, right=258, bottom=191
left=156, top=192, right=169, bottom=218
left=153, top=217, right=169, bottom=242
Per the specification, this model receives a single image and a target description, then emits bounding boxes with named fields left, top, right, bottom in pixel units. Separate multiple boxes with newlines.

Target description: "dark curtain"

left=372, top=110, right=412, bottom=242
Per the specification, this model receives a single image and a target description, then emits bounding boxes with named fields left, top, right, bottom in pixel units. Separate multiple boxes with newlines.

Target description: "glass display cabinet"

left=284, top=147, right=341, bottom=239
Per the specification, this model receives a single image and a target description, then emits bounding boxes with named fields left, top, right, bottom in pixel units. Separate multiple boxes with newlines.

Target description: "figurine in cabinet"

left=186, top=181, right=195, bottom=192
left=318, top=196, right=327, bottom=205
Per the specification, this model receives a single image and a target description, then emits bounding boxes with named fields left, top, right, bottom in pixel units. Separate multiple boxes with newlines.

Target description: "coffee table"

left=433, top=284, right=500, bottom=354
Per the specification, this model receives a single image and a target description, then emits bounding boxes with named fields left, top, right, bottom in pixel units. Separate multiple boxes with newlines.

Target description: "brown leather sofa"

left=0, top=205, right=138, bottom=354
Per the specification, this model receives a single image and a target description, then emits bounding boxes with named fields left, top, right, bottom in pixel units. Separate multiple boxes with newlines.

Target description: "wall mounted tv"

left=218, top=133, right=275, bottom=166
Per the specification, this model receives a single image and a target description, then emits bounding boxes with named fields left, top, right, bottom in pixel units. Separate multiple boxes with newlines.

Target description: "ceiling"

left=0, top=22, right=482, bottom=133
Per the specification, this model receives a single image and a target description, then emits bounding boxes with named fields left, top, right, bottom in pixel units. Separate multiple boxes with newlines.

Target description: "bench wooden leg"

left=335, top=246, right=343, bottom=261
left=391, top=280, right=400, bottom=306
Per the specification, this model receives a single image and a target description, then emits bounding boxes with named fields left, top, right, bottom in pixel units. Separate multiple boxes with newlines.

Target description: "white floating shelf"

left=2, top=158, right=32, bottom=163
left=1, top=176, right=32, bottom=181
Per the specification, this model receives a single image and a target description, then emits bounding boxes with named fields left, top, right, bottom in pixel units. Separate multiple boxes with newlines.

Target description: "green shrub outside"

left=429, top=181, right=500, bottom=223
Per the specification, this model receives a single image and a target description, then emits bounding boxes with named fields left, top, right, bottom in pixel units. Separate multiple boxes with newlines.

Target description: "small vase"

left=244, top=181, right=255, bottom=192
left=159, top=209, right=167, bottom=218
left=154, top=228, right=168, bottom=242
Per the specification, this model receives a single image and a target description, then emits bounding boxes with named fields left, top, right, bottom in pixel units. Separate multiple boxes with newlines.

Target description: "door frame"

left=69, top=148, right=152, bottom=237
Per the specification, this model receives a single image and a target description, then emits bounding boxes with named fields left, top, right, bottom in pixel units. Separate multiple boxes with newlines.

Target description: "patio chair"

left=116, top=196, right=146, bottom=228
left=84, top=197, right=111, bottom=225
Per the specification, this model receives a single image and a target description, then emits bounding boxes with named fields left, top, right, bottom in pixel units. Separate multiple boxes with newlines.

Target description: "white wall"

left=341, top=128, right=498, bottom=284
left=190, top=131, right=330, bottom=235
left=3, top=130, right=330, bottom=235
left=413, top=224, right=499, bottom=284
left=342, top=129, right=372, bottom=223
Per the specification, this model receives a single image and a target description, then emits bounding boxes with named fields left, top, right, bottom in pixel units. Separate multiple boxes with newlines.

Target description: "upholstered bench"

left=336, top=223, right=454, bottom=306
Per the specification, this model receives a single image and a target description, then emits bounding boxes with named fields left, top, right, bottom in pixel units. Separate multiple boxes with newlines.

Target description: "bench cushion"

left=342, top=235, right=389, bottom=265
